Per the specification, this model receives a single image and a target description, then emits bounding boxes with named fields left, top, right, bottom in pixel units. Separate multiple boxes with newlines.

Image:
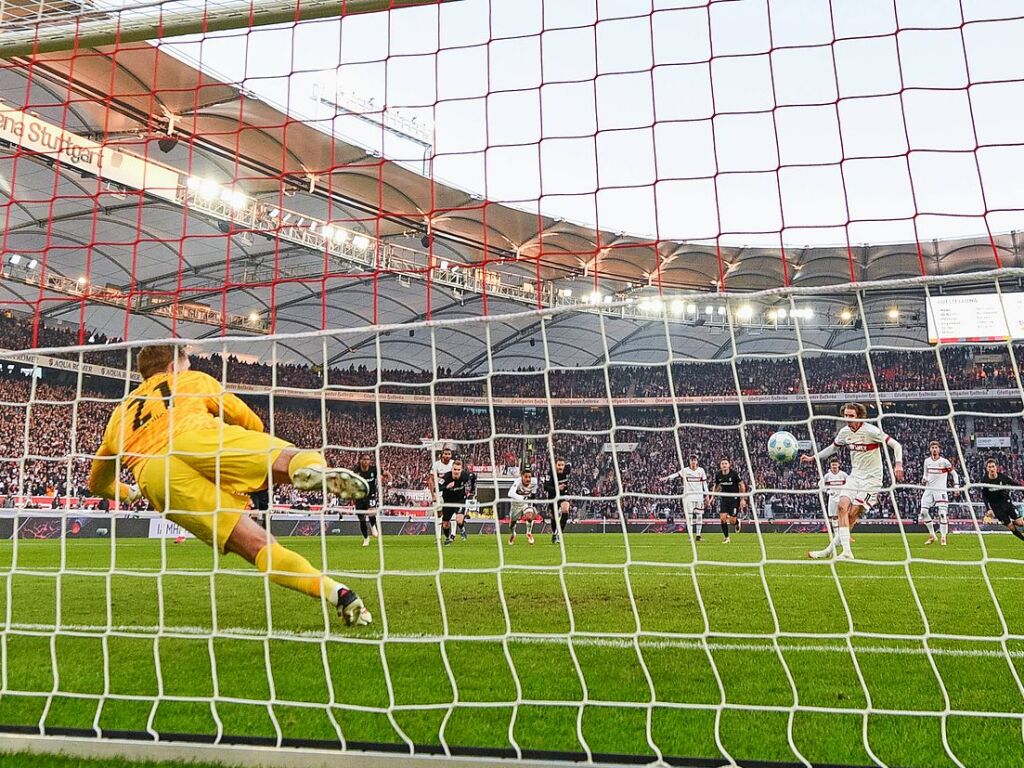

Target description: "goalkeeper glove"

left=125, top=484, right=142, bottom=504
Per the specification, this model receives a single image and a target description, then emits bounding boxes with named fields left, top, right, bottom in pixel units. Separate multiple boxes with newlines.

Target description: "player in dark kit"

left=354, top=453, right=388, bottom=547
left=980, top=459, right=1024, bottom=543
left=713, top=458, right=747, bottom=544
left=439, top=459, right=477, bottom=545
left=543, top=458, right=573, bottom=544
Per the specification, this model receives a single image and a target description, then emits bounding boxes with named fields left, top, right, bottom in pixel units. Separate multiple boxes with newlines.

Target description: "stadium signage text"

left=0, top=104, right=180, bottom=202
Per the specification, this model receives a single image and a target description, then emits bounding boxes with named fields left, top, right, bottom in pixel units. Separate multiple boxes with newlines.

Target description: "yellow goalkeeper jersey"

left=98, top=369, right=264, bottom=472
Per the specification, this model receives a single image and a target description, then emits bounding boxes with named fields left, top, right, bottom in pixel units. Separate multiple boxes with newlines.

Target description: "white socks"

left=838, top=526, right=852, bottom=555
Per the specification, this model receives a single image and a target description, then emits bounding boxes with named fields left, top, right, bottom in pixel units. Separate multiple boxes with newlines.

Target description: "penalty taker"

left=802, top=402, right=904, bottom=561
left=88, top=345, right=373, bottom=626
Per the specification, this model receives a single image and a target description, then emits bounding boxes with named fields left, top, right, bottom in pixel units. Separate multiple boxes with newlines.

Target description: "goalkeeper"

left=88, top=345, right=372, bottom=626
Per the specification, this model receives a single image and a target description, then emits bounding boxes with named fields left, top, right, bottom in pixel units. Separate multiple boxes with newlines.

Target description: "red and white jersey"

left=822, top=470, right=848, bottom=498
left=681, top=466, right=709, bottom=497
left=826, top=423, right=903, bottom=485
left=923, top=456, right=957, bottom=490
left=433, top=458, right=454, bottom=477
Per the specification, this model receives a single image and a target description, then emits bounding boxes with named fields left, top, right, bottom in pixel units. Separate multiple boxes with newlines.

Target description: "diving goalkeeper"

left=88, top=345, right=372, bottom=626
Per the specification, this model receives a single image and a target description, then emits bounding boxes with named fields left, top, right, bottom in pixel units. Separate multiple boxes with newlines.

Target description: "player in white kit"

left=801, top=403, right=904, bottom=560
left=920, top=441, right=960, bottom=547
left=821, top=458, right=848, bottom=536
left=432, top=446, right=455, bottom=484
left=507, top=468, right=541, bottom=545
left=661, top=455, right=710, bottom=541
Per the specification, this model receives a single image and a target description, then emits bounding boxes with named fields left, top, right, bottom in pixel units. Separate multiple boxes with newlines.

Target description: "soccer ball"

left=767, top=431, right=799, bottom=463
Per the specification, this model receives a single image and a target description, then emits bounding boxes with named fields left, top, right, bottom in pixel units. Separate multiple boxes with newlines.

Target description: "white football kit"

left=822, top=469, right=848, bottom=519
left=508, top=476, right=539, bottom=519
left=679, top=466, right=708, bottom=523
left=921, top=456, right=959, bottom=516
left=815, top=423, right=903, bottom=509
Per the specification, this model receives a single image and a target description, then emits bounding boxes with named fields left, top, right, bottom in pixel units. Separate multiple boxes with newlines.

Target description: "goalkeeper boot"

left=337, top=588, right=372, bottom=626
left=293, top=466, right=369, bottom=500
left=834, top=551, right=855, bottom=562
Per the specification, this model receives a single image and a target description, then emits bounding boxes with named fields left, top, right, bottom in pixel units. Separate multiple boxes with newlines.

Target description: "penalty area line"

left=3, top=622, right=1023, bottom=659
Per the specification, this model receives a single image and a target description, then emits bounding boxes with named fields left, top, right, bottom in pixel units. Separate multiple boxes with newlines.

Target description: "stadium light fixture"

left=334, top=229, right=349, bottom=244
left=840, top=308, right=853, bottom=322
left=670, top=299, right=685, bottom=316
left=187, top=176, right=202, bottom=191
left=353, top=235, right=371, bottom=251
left=322, top=226, right=334, bottom=242
left=588, top=291, right=603, bottom=304
left=717, top=306, right=726, bottom=316
left=26, top=259, right=37, bottom=270
left=686, top=303, right=697, bottom=314
left=268, top=208, right=280, bottom=219
left=737, top=304, right=753, bottom=321
left=8, top=254, right=21, bottom=266
left=705, top=305, right=713, bottom=315
left=248, top=312, right=259, bottom=323
left=650, top=298, right=664, bottom=313
left=777, top=308, right=788, bottom=319
left=888, top=307, right=900, bottom=321
left=439, top=260, right=450, bottom=270
left=767, top=309, right=777, bottom=321
left=603, top=295, right=614, bottom=304
left=802, top=307, right=814, bottom=319
left=199, top=178, right=220, bottom=200
left=77, top=276, right=87, bottom=287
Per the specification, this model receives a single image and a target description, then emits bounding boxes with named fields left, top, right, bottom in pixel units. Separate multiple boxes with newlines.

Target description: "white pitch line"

left=3, top=567, right=1024, bottom=581
left=2, top=622, right=1022, bottom=659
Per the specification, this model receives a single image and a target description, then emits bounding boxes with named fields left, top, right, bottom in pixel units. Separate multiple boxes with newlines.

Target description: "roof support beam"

left=0, top=0, right=465, bottom=58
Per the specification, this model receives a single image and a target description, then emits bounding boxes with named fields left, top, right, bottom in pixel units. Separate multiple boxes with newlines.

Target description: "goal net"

left=0, top=1, right=1023, bottom=767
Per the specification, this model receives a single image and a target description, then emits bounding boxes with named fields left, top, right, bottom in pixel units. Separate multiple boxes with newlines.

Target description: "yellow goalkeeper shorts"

left=137, top=425, right=291, bottom=552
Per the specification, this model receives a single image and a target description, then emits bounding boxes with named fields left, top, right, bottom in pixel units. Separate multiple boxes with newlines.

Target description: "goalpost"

left=1, top=1, right=1024, bottom=767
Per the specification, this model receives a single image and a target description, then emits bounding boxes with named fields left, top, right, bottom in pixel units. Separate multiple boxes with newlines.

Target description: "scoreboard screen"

left=926, top=293, right=1024, bottom=344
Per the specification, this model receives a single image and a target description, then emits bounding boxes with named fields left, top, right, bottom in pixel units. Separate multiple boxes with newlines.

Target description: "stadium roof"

left=1, top=40, right=1021, bottom=371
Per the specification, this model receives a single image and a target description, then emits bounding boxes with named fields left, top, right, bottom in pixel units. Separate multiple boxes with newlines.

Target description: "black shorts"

left=720, top=503, right=739, bottom=517
left=442, top=505, right=462, bottom=522
left=993, top=505, right=1022, bottom=526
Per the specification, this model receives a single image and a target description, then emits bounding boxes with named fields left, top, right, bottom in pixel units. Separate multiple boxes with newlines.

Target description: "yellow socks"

left=255, top=542, right=343, bottom=604
left=287, top=450, right=325, bottom=481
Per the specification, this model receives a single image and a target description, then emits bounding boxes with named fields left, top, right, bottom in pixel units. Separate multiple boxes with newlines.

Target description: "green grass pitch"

left=0, top=530, right=1023, bottom=768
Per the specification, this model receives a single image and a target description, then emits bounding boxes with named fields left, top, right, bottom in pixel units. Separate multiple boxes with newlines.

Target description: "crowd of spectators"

left=3, top=313, right=1024, bottom=401
left=1, top=313, right=1023, bottom=522
left=0, top=365, right=1020, bottom=523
